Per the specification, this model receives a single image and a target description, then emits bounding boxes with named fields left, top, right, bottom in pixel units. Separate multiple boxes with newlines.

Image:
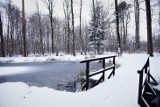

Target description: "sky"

left=10, top=0, right=134, bottom=24
left=4, top=0, right=159, bottom=41
left=11, top=0, right=92, bottom=24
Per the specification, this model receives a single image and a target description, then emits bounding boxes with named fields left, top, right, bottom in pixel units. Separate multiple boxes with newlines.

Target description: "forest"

left=0, top=0, right=160, bottom=57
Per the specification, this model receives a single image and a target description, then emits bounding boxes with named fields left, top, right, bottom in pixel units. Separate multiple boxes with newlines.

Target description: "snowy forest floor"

left=0, top=53, right=160, bottom=107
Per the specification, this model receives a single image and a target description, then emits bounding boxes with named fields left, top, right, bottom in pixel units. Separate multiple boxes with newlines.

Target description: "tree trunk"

left=36, top=1, right=44, bottom=55
left=71, top=0, right=75, bottom=56
left=92, top=0, right=96, bottom=54
left=159, top=0, right=160, bottom=27
left=7, top=20, right=9, bottom=56
left=63, top=2, right=67, bottom=53
left=10, top=22, right=13, bottom=56
left=79, top=0, right=83, bottom=54
left=145, top=0, right=153, bottom=56
left=67, top=14, right=70, bottom=54
left=115, top=0, right=121, bottom=51
left=50, top=15, right=54, bottom=54
left=0, top=12, right=5, bottom=57
left=122, top=18, right=126, bottom=45
left=126, top=13, right=130, bottom=43
left=134, top=0, right=140, bottom=49
left=63, top=0, right=70, bottom=54
left=44, top=0, right=55, bottom=54
left=22, top=0, right=27, bottom=57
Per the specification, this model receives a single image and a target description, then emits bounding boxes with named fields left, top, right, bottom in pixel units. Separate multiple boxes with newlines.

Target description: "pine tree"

left=117, top=1, right=131, bottom=50
left=89, top=1, right=107, bottom=54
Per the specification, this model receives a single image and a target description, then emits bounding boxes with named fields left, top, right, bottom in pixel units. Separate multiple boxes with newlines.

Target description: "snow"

left=150, top=56, right=160, bottom=91
left=0, top=54, right=85, bottom=63
left=150, top=56, right=160, bottom=80
left=0, top=53, right=159, bottom=107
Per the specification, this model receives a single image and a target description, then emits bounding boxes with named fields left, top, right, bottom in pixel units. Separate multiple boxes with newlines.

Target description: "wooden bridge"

left=80, top=55, right=117, bottom=91
left=137, top=56, right=159, bottom=107
left=79, top=55, right=159, bottom=106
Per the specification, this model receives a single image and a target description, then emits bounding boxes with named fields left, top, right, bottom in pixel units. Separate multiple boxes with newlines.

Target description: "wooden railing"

left=80, top=55, right=117, bottom=91
left=137, top=56, right=159, bottom=107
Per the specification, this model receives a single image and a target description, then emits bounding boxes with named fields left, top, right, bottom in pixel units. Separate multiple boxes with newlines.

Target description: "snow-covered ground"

left=0, top=54, right=85, bottom=63
left=0, top=53, right=159, bottom=107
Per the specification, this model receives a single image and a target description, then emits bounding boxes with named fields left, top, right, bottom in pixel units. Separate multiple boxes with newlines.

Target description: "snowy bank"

left=0, top=53, right=116, bottom=63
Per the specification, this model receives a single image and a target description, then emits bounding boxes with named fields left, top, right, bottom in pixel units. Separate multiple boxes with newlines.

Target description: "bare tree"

left=35, top=0, right=44, bottom=55
left=6, top=0, right=14, bottom=56
left=145, top=0, right=153, bottom=56
left=43, top=0, right=55, bottom=54
left=22, top=0, right=27, bottom=57
left=13, top=5, right=22, bottom=55
left=4, top=1, right=23, bottom=56
left=63, top=0, right=71, bottom=54
left=0, top=12, right=5, bottom=57
left=71, top=0, right=75, bottom=56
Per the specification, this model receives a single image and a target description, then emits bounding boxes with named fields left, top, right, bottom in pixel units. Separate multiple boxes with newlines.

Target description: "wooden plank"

left=141, top=97, right=150, bottom=107
left=108, top=70, right=114, bottom=79
left=95, top=75, right=104, bottom=86
left=146, top=81, right=157, bottom=96
left=89, top=65, right=114, bottom=77
left=148, top=73, right=158, bottom=85
left=81, top=82, right=86, bottom=91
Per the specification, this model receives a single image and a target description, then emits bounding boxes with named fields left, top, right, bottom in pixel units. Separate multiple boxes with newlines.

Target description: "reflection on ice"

left=0, top=67, right=29, bottom=76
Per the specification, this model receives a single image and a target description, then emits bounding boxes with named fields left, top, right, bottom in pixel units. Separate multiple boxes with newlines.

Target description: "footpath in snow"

left=0, top=54, right=159, bottom=107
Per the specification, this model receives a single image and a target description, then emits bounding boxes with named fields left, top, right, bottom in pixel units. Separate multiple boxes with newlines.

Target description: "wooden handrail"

left=80, top=55, right=117, bottom=91
left=80, top=55, right=117, bottom=63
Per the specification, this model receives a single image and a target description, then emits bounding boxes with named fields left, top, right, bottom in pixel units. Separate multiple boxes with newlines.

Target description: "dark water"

left=0, top=61, right=102, bottom=92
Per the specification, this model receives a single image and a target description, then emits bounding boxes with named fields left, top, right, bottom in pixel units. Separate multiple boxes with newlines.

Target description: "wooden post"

left=147, top=58, right=150, bottom=83
left=113, top=57, right=115, bottom=76
left=102, top=59, right=105, bottom=81
left=86, top=61, right=89, bottom=90
left=138, top=70, right=143, bottom=105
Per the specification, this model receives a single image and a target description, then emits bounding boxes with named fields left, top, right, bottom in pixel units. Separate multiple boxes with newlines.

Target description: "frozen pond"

left=0, top=61, right=102, bottom=91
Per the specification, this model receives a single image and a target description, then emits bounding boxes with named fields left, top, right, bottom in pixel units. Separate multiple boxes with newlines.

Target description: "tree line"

left=0, top=0, right=160, bottom=57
